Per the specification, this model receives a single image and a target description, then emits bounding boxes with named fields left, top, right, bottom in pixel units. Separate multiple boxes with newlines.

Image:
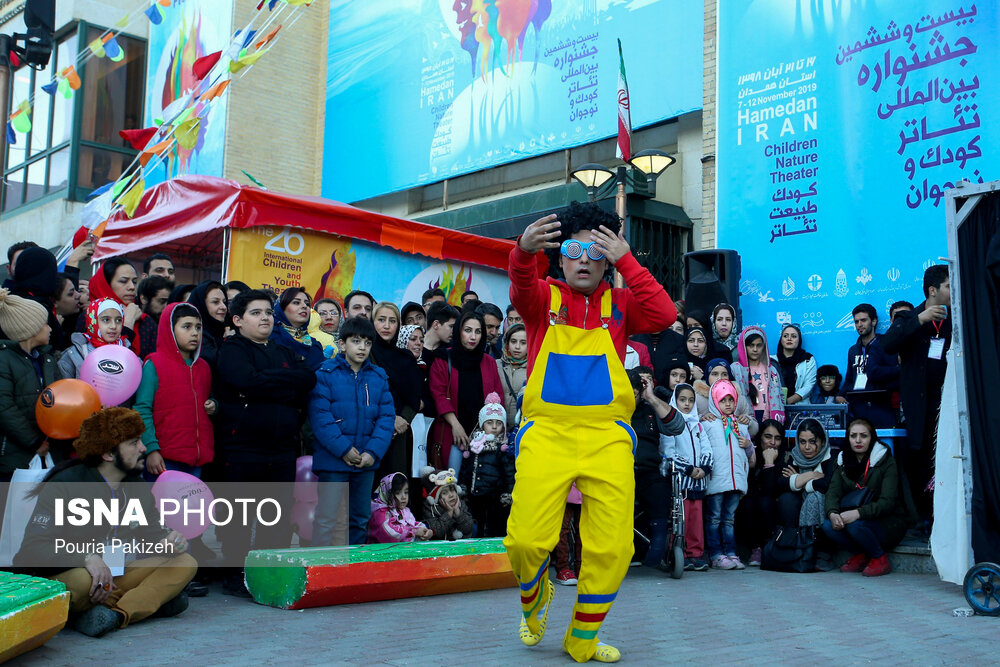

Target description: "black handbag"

left=761, top=526, right=816, bottom=573
left=839, top=487, right=874, bottom=511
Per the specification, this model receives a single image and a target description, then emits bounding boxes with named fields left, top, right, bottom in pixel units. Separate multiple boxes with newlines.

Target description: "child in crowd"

left=0, top=289, right=67, bottom=481
left=420, top=467, right=475, bottom=540
left=703, top=379, right=755, bottom=570
left=731, top=325, right=785, bottom=423
left=660, top=383, right=712, bottom=571
left=661, top=356, right=691, bottom=392
left=213, top=289, right=316, bottom=597
left=309, top=316, right=396, bottom=546
left=369, top=472, right=433, bottom=543
left=554, top=484, right=583, bottom=585
left=134, top=303, right=216, bottom=479
left=462, top=393, right=515, bottom=537
left=810, top=364, right=843, bottom=404
left=58, top=298, right=129, bottom=379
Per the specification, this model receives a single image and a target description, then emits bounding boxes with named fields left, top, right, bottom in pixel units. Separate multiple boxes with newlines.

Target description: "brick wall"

left=701, top=0, right=716, bottom=249
left=223, top=0, right=328, bottom=197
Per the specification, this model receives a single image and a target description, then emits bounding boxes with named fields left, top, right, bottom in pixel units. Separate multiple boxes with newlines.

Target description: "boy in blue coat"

left=309, top=316, right=396, bottom=545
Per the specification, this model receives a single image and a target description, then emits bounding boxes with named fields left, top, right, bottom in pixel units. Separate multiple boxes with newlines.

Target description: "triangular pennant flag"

left=175, top=118, right=201, bottom=150
left=92, top=219, right=110, bottom=239
left=256, top=0, right=266, bottom=10
left=139, top=139, right=173, bottom=167
left=112, top=174, right=134, bottom=198
left=57, top=77, right=73, bottom=99
left=6, top=122, right=16, bottom=145
left=119, top=126, right=158, bottom=150
left=116, top=14, right=130, bottom=28
left=144, top=4, right=164, bottom=25
left=198, top=79, right=230, bottom=102
left=104, top=36, right=124, bottom=62
left=158, top=0, right=171, bottom=6
left=10, top=101, right=31, bottom=133
left=171, top=106, right=193, bottom=126
left=238, top=29, right=257, bottom=49
left=283, top=0, right=315, bottom=5
left=118, top=178, right=146, bottom=218
left=61, top=66, right=81, bottom=90
left=269, top=0, right=279, bottom=9
left=192, top=51, right=221, bottom=80
left=255, top=25, right=281, bottom=50
left=88, top=38, right=106, bottom=58
left=229, top=49, right=266, bottom=73
left=41, top=80, right=58, bottom=95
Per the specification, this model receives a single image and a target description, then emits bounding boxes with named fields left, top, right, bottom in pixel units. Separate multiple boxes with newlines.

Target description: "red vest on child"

left=147, top=303, right=214, bottom=467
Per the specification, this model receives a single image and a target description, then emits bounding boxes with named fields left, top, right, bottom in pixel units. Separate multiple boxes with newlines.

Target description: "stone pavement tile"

left=15, top=568, right=999, bottom=665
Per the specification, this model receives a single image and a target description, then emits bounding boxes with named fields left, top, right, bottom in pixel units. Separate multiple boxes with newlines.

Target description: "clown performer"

left=504, top=202, right=676, bottom=663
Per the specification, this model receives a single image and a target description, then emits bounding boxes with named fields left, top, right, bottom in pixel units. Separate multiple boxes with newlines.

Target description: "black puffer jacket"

left=213, top=334, right=317, bottom=462
left=461, top=432, right=515, bottom=498
left=632, top=387, right=686, bottom=471
left=0, top=340, right=67, bottom=476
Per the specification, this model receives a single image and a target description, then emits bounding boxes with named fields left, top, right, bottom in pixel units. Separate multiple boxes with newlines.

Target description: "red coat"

left=146, top=303, right=214, bottom=467
left=508, top=244, right=675, bottom=378
left=428, top=352, right=503, bottom=468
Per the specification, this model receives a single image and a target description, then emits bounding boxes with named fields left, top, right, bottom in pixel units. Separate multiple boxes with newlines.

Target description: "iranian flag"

left=616, top=38, right=632, bottom=162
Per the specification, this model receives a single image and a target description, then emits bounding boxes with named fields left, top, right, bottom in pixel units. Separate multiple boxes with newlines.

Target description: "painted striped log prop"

left=0, top=572, right=69, bottom=663
left=245, top=538, right=516, bottom=609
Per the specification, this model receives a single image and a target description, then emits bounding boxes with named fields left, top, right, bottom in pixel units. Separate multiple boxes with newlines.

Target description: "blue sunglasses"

left=560, top=239, right=605, bottom=261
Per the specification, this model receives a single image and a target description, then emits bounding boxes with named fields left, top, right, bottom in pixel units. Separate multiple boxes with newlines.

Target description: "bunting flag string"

left=97, top=0, right=313, bottom=221
left=8, top=0, right=307, bottom=140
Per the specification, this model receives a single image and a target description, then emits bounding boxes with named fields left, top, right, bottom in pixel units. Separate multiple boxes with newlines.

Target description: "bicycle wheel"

left=964, top=562, right=1000, bottom=616
left=671, top=543, right=684, bottom=579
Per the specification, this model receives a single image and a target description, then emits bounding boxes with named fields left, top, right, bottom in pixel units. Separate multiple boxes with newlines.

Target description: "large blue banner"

left=717, top=1, right=997, bottom=366
left=323, top=0, right=703, bottom=203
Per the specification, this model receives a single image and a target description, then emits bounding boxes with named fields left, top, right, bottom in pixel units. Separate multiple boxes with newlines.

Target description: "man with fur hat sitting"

left=420, top=467, right=475, bottom=540
left=15, top=407, right=197, bottom=637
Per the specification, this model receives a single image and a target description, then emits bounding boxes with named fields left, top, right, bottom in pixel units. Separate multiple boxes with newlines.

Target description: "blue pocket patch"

left=540, top=353, right=613, bottom=406
left=615, top=420, right=638, bottom=455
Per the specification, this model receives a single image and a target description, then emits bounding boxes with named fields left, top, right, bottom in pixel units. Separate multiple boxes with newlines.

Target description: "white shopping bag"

left=411, top=414, right=431, bottom=478
left=0, top=453, right=54, bottom=567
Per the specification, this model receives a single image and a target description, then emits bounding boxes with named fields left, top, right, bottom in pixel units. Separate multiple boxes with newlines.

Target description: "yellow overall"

left=504, top=285, right=637, bottom=662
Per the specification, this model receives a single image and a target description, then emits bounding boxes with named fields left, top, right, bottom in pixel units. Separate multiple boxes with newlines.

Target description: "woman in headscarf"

left=187, top=281, right=229, bottom=368
left=760, top=418, right=834, bottom=533
left=772, top=323, right=817, bottom=406
left=495, top=323, right=527, bottom=434
left=81, top=257, right=142, bottom=349
left=823, top=418, right=906, bottom=577
left=712, top=303, right=739, bottom=360
left=6, top=247, right=69, bottom=351
left=369, top=302, right=426, bottom=512
left=685, top=327, right=711, bottom=381
left=270, top=287, right=325, bottom=371
left=428, top=310, right=503, bottom=474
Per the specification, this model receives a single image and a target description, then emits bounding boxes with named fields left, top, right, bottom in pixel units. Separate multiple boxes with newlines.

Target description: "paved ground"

left=17, top=565, right=995, bottom=666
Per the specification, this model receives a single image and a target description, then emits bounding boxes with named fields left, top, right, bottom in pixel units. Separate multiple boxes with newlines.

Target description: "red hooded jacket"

left=145, top=303, right=214, bottom=466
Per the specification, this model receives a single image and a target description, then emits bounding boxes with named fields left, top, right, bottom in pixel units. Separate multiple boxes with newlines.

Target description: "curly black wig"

left=544, top=201, right=621, bottom=281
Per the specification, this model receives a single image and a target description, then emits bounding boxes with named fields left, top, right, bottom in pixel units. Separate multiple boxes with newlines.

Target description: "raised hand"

left=590, top=225, right=630, bottom=264
left=519, top=214, right=562, bottom=254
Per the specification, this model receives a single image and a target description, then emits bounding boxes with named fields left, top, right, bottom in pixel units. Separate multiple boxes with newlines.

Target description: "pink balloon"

left=151, top=471, right=214, bottom=539
left=80, top=345, right=142, bottom=406
left=291, top=501, right=315, bottom=542
left=294, top=455, right=318, bottom=503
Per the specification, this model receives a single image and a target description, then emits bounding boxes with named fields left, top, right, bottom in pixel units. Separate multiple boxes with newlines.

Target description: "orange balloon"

left=35, top=379, right=102, bottom=440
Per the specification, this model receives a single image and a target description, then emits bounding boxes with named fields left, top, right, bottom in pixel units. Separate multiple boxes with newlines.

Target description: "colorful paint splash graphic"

left=160, top=12, right=209, bottom=174
left=428, top=263, right=474, bottom=306
left=454, top=0, right=552, bottom=78
left=314, top=243, right=357, bottom=304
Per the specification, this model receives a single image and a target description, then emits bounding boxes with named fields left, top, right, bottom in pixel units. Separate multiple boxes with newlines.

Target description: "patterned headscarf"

left=85, top=299, right=125, bottom=348
left=396, top=324, right=422, bottom=350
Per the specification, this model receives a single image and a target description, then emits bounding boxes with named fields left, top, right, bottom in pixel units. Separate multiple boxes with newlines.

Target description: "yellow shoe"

left=562, top=636, right=622, bottom=663
left=518, top=578, right=554, bottom=646
left=592, top=642, right=621, bottom=663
